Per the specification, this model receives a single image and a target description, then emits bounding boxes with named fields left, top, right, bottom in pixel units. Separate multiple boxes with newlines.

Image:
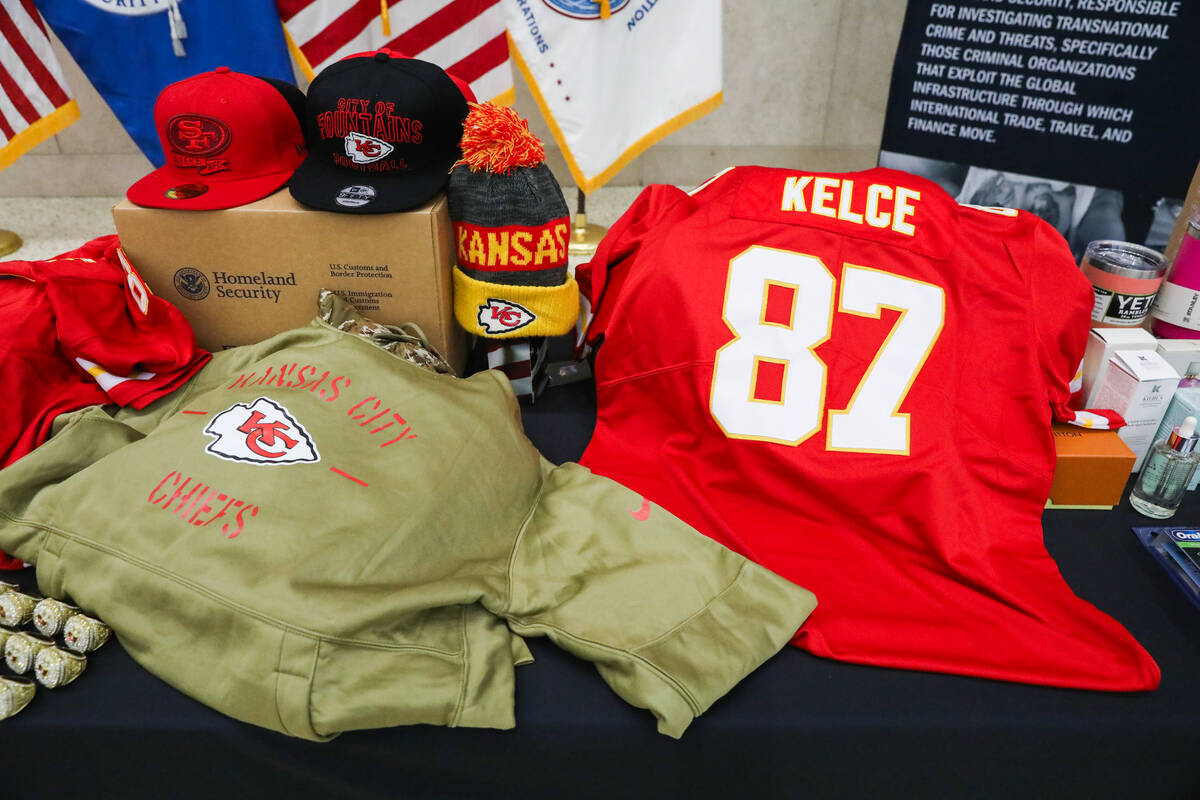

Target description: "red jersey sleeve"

left=578, top=183, right=699, bottom=347
left=1006, top=213, right=1115, bottom=427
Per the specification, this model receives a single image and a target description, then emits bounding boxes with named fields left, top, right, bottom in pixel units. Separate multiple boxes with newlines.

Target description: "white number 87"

left=709, top=246, right=945, bottom=454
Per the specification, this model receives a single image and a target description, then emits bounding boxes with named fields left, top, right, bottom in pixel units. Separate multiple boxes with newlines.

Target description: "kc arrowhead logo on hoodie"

left=203, top=398, right=320, bottom=465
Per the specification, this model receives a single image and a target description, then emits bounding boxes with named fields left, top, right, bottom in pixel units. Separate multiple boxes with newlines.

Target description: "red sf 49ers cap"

left=127, top=68, right=307, bottom=210
left=289, top=51, right=470, bottom=214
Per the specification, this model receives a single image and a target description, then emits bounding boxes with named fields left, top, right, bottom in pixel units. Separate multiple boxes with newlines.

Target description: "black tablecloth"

left=4, top=380, right=1199, bottom=799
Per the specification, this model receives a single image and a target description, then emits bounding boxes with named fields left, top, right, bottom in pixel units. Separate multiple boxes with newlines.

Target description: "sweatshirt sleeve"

left=503, top=460, right=817, bottom=738
left=0, top=406, right=146, bottom=565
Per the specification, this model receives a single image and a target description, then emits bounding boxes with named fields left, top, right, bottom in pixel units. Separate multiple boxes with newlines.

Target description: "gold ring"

left=4, top=631, right=56, bottom=674
left=33, top=598, right=79, bottom=638
left=34, top=647, right=87, bottom=689
left=63, top=614, right=110, bottom=654
left=0, top=675, right=35, bottom=720
left=0, top=591, right=38, bottom=627
left=0, top=581, right=17, bottom=594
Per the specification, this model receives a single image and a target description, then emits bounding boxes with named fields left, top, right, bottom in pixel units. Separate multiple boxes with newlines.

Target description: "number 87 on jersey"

left=709, top=245, right=945, bottom=455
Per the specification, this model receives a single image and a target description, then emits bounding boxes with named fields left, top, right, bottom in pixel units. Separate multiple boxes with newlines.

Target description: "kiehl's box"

left=1048, top=423, right=1136, bottom=508
left=1079, top=327, right=1158, bottom=409
left=112, top=189, right=468, bottom=372
left=1091, top=350, right=1181, bottom=471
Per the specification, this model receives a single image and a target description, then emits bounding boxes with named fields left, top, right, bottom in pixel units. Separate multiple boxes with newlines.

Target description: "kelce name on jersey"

left=780, top=176, right=920, bottom=237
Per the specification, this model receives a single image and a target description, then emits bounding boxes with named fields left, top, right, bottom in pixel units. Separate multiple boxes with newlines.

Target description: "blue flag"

left=36, top=0, right=295, bottom=167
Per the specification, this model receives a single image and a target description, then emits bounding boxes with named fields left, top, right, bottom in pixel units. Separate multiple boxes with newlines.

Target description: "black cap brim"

left=288, top=151, right=453, bottom=213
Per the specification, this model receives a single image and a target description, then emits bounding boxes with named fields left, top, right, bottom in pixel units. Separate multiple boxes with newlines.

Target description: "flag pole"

left=0, top=229, right=21, bottom=258
left=567, top=188, right=607, bottom=258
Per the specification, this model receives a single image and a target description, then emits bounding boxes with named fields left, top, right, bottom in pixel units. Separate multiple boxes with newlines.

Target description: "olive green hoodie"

left=0, top=314, right=815, bottom=740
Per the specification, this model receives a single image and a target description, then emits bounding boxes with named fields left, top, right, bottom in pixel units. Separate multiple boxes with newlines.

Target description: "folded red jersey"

left=0, top=235, right=210, bottom=567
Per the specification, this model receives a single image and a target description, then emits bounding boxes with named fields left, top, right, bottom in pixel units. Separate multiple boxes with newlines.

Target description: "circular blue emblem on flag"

left=541, top=0, right=631, bottom=19
left=83, top=0, right=172, bottom=15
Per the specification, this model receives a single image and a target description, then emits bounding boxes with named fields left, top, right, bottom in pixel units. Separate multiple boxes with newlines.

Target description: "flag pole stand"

left=0, top=229, right=21, bottom=258
left=567, top=188, right=607, bottom=259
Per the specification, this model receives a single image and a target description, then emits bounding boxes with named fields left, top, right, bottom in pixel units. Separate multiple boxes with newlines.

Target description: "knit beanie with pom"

left=446, top=102, right=578, bottom=338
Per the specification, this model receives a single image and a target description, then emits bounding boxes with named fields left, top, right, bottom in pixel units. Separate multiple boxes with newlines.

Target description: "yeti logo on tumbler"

left=289, top=51, right=472, bottom=214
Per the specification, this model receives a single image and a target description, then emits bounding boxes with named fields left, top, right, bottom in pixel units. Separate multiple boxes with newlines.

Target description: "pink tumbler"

left=1152, top=211, right=1200, bottom=338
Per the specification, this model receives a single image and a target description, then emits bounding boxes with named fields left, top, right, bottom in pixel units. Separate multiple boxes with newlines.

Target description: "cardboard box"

left=1092, top=350, right=1181, bottom=470
left=1079, top=327, right=1159, bottom=409
left=112, top=189, right=468, bottom=373
left=1049, top=423, right=1137, bottom=507
left=1154, top=339, right=1200, bottom=379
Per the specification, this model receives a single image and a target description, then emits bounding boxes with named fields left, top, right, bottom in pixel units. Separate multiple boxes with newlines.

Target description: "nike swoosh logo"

left=629, top=497, right=651, bottom=521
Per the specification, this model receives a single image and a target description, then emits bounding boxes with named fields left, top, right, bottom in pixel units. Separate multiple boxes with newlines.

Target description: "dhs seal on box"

left=174, top=267, right=211, bottom=301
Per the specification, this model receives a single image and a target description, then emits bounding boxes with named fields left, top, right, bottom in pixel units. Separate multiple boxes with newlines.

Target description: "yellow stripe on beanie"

left=453, top=266, right=579, bottom=338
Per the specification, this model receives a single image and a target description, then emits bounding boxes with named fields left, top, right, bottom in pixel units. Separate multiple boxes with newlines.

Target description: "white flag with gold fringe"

left=504, top=0, right=722, bottom=193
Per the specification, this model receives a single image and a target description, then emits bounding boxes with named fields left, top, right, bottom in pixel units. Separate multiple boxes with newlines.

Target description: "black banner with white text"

left=879, top=0, right=1200, bottom=257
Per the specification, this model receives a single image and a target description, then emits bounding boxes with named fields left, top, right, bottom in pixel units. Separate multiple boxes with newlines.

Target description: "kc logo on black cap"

left=289, top=51, right=471, bottom=214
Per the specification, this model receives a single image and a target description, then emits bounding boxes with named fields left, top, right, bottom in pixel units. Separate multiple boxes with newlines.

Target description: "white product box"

left=1080, top=328, right=1159, bottom=409
left=1154, top=339, right=1200, bottom=379
left=1092, top=350, right=1181, bottom=471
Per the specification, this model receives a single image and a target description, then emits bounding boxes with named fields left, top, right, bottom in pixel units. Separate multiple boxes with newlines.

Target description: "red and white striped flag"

left=277, top=0, right=513, bottom=104
left=0, top=0, right=78, bottom=171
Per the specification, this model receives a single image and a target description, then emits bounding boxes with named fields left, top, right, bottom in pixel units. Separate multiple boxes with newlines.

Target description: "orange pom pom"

left=456, top=102, right=546, bottom=175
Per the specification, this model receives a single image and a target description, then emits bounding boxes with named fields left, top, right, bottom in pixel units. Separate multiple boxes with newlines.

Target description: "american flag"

left=0, top=0, right=77, bottom=171
left=277, top=0, right=512, bottom=104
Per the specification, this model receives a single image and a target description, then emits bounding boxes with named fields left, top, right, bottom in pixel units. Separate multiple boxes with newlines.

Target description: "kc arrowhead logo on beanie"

left=289, top=51, right=471, bottom=214
left=126, top=68, right=307, bottom=210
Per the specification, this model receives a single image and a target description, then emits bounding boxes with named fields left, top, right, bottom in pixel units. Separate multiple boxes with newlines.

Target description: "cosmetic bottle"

left=1130, top=415, right=1200, bottom=519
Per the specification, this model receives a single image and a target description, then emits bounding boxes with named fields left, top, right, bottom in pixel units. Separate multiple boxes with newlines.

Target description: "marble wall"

left=0, top=0, right=907, bottom=197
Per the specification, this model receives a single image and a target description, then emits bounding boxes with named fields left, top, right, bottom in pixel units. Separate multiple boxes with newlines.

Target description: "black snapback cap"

left=289, top=52, right=469, bottom=214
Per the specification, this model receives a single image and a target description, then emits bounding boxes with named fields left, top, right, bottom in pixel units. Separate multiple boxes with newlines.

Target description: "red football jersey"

left=577, top=166, right=1159, bottom=691
left=0, top=235, right=210, bottom=567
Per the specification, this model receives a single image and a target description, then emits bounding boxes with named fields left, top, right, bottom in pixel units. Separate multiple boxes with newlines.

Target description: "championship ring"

left=0, top=591, right=38, bottom=627
left=34, top=647, right=87, bottom=689
left=0, top=676, right=35, bottom=721
left=33, top=598, right=79, bottom=638
left=0, top=581, right=17, bottom=594
left=4, top=631, right=56, bottom=674
left=63, top=614, right=110, bottom=654
left=0, top=625, right=19, bottom=651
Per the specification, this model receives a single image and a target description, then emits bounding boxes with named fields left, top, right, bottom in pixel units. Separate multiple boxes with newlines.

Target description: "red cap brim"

left=126, top=166, right=295, bottom=210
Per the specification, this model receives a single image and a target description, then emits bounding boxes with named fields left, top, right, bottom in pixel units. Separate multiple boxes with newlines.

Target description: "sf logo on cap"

left=203, top=398, right=320, bottom=465
left=478, top=298, right=536, bottom=334
left=167, top=114, right=231, bottom=156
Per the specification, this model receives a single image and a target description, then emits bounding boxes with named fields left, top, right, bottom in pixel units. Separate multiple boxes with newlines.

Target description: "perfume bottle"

left=1130, top=415, right=1200, bottom=519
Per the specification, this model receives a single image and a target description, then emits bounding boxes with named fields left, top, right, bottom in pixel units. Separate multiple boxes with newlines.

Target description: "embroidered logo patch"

left=203, top=398, right=319, bottom=465
left=336, top=185, right=376, bottom=207
left=478, top=298, right=536, bottom=334
left=344, top=131, right=395, bottom=164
